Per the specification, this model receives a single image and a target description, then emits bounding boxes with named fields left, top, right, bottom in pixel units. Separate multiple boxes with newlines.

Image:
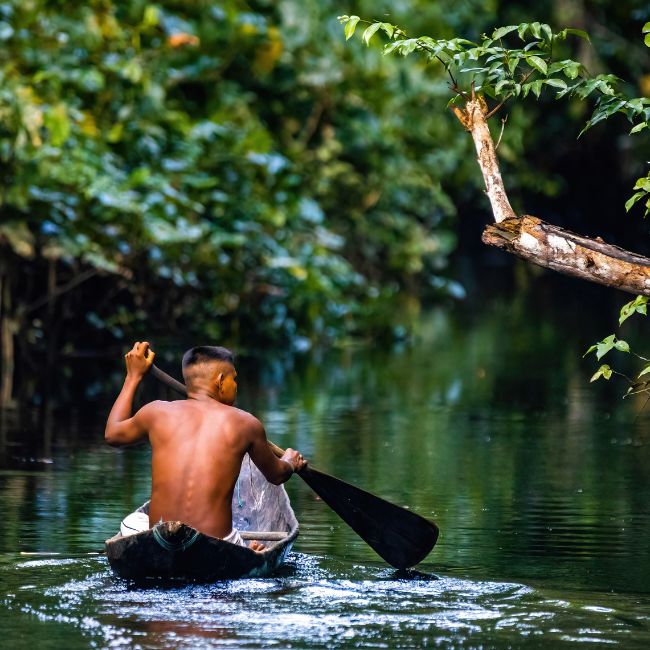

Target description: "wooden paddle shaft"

left=240, top=531, right=287, bottom=541
left=150, top=364, right=187, bottom=396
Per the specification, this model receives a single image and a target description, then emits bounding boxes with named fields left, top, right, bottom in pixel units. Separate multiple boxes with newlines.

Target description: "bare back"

left=146, top=400, right=257, bottom=538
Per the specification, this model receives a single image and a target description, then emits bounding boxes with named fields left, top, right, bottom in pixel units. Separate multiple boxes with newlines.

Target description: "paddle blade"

left=299, top=466, right=439, bottom=569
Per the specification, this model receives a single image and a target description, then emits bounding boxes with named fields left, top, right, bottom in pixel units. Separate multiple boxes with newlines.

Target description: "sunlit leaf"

left=362, top=23, right=382, bottom=46
left=541, top=24, right=553, bottom=42
left=527, top=55, right=547, bottom=75
left=345, top=16, right=360, bottom=41
left=614, top=340, right=630, bottom=353
left=530, top=22, right=542, bottom=40
left=545, top=78, right=567, bottom=90
left=591, top=334, right=617, bottom=360
left=44, top=103, right=70, bottom=146
left=590, top=364, right=612, bottom=382
left=492, top=26, right=518, bottom=40
left=619, top=296, right=648, bottom=324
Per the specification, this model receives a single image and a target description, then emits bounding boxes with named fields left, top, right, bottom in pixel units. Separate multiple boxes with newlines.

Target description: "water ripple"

left=1, top=555, right=649, bottom=649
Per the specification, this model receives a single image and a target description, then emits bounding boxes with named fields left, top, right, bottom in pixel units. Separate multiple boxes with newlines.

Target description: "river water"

left=1, top=291, right=650, bottom=648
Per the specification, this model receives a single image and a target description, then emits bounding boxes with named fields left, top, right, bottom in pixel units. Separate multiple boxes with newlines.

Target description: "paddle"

left=149, top=364, right=439, bottom=569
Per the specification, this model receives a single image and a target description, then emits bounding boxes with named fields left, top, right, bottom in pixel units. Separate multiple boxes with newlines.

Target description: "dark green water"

left=2, top=294, right=650, bottom=648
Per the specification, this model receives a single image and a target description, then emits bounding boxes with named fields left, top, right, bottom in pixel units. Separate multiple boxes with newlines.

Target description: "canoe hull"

left=105, top=521, right=297, bottom=581
left=105, top=455, right=299, bottom=582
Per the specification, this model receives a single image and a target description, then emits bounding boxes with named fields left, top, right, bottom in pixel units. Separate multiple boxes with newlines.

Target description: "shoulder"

left=226, top=407, right=264, bottom=435
left=134, top=400, right=172, bottom=422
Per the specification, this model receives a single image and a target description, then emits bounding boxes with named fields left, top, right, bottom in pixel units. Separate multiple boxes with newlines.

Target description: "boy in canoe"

left=104, top=341, right=306, bottom=550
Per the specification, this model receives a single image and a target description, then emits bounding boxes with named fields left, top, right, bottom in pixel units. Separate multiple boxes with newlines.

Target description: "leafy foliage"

left=575, top=26, right=650, bottom=395
left=339, top=15, right=650, bottom=213
left=0, top=0, right=469, bottom=368
left=585, top=297, right=650, bottom=396
left=338, top=15, right=649, bottom=124
left=584, top=334, right=630, bottom=361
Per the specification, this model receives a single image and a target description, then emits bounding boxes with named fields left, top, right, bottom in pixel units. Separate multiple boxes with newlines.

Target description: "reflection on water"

left=2, top=295, right=650, bottom=647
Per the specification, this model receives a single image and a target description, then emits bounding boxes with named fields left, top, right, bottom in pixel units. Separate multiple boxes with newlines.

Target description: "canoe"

left=105, top=454, right=299, bottom=581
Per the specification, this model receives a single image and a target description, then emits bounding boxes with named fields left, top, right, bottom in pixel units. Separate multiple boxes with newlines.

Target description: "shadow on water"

left=389, top=568, right=440, bottom=581
left=2, top=286, right=650, bottom=647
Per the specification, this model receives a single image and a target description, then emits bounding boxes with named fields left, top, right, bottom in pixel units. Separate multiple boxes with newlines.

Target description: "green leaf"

left=614, top=339, right=630, bottom=353
left=564, top=62, right=581, bottom=79
left=565, top=28, right=591, bottom=42
left=530, top=80, right=543, bottom=97
left=645, top=33, right=650, bottom=48
left=142, top=5, right=159, bottom=27
left=545, top=78, right=567, bottom=90
left=362, top=22, right=382, bottom=46
left=638, top=364, right=650, bottom=378
left=44, top=103, right=70, bottom=146
left=492, top=25, right=518, bottom=40
left=479, top=83, right=496, bottom=99
left=517, top=23, right=529, bottom=41
left=380, top=23, right=395, bottom=39
left=590, top=364, right=612, bottom=382
left=541, top=23, right=553, bottom=42
left=345, top=16, right=360, bottom=41
left=584, top=344, right=598, bottom=357
left=384, top=38, right=418, bottom=56
left=595, top=334, right=616, bottom=360
left=633, top=176, right=650, bottom=191
left=495, top=79, right=512, bottom=95
left=629, top=122, right=648, bottom=134
left=619, top=296, right=648, bottom=324
left=527, top=55, right=548, bottom=75
left=548, top=60, right=569, bottom=74
left=643, top=22, right=650, bottom=33
left=530, top=22, right=542, bottom=40
left=625, top=191, right=645, bottom=212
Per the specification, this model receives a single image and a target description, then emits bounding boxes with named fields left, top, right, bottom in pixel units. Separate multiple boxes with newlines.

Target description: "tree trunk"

left=0, top=267, right=17, bottom=408
left=453, top=95, right=650, bottom=294
left=41, top=259, right=57, bottom=446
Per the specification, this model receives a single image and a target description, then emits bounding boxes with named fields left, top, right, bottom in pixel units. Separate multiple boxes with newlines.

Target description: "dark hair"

left=182, top=346, right=235, bottom=371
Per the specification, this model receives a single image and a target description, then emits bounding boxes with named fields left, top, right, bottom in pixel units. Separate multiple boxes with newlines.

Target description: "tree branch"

left=451, top=96, right=516, bottom=223
left=454, top=94, right=650, bottom=295
left=26, top=268, right=98, bottom=314
left=483, top=216, right=650, bottom=295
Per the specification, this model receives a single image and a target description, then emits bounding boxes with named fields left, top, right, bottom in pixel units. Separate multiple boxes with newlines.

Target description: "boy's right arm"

left=245, top=417, right=306, bottom=485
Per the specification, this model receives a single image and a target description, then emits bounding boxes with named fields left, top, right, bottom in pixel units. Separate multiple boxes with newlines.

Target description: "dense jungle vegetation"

left=1, top=0, right=649, bottom=405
